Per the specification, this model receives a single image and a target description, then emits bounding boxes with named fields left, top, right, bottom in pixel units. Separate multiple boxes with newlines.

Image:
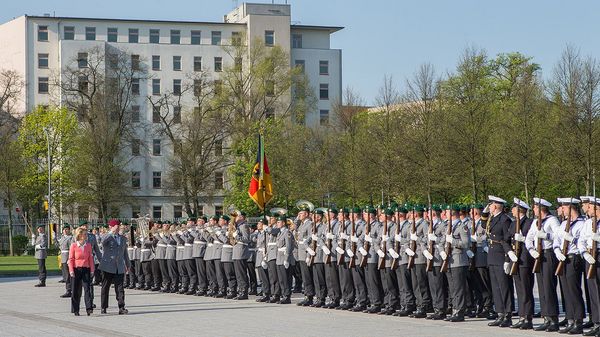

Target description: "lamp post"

left=43, top=127, right=52, bottom=228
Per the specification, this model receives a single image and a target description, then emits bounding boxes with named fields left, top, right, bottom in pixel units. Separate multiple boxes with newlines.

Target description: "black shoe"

left=559, top=317, right=569, bottom=327
left=486, top=311, right=498, bottom=320
left=520, top=320, right=533, bottom=330
left=101, top=309, right=107, bottom=314
left=499, top=317, right=513, bottom=328
left=448, top=313, right=465, bottom=322
left=144, top=286, right=152, bottom=291
left=559, top=321, right=574, bottom=334
left=268, top=296, right=280, bottom=303
left=488, top=315, right=504, bottom=327
left=34, top=283, right=46, bottom=287
left=248, top=289, right=258, bottom=296
left=60, top=293, right=72, bottom=298
left=216, top=291, right=226, bottom=298
left=326, top=300, right=340, bottom=309
left=278, top=297, right=291, bottom=304
left=234, top=294, right=248, bottom=300
left=394, top=308, right=414, bottom=317
left=511, top=318, right=525, bottom=329
left=59, top=280, right=65, bottom=283
left=567, top=321, right=583, bottom=335
left=74, top=312, right=80, bottom=316
left=118, top=308, right=128, bottom=315
left=583, top=324, right=600, bottom=336
left=92, top=304, right=96, bottom=309
left=351, top=305, right=367, bottom=312
left=411, top=309, right=427, bottom=318
left=582, top=321, right=594, bottom=329
left=366, top=305, right=381, bottom=314
left=256, top=296, right=270, bottom=303
left=340, top=302, right=353, bottom=310
left=427, top=310, right=446, bottom=320
left=86, top=309, right=93, bottom=316
left=311, top=299, right=325, bottom=308
left=226, top=292, right=237, bottom=299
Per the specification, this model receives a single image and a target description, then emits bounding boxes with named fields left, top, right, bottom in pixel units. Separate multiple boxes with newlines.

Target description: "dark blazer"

left=486, top=212, right=512, bottom=266
left=99, top=233, right=131, bottom=274
left=508, top=216, right=534, bottom=267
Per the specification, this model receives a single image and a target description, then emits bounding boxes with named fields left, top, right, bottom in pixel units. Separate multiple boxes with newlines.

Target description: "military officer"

left=379, top=207, right=399, bottom=315
left=265, top=215, right=282, bottom=303
left=182, top=219, right=197, bottom=295
left=307, top=209, right=328, bottom=307
left=157, top=222, right=172, bottom=292
left=470, top=204, right=494, bottom=319
left=34, top=224, right=48, bottom=287
left=232, top=211, right=252, bottom=300
left=99, top=219, right=131, bottom=315
left=165, top=223, right=179, bottom=293
left=57, top=223, right=74, bottom=298
left=296, top=206, right=316, bottom=306
left=149, top=222, right=162, bottom=291
left=203, top=216, right=218, bottom=296
left=140, top=229, right=154, bottom=291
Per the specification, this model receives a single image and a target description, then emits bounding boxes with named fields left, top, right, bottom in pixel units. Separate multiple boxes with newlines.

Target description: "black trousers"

left=135, top=259, right=144, bottom=286
left=185, top=259, right=197, bottom=290
left=234, top=260, right=249, bottom=293
left=325, top=262, right=341, bottom=301
left=258, top=265, right=270, bottom=296
left=214, top=259, right=227, bottom=292
left=475, top=267, right=493, bottom=310
left=61, top=263, right=71, bottom=293
left=142, top=261, right=153, bottom=288
left=158, top=259, right=170, bottom=288
left=427, top=266, right=447, bottom=310
left=177, top=260, right=188, bottom=289
left=513, top=266, right=534, bottom=317
left=586, top=262, right=600, bottom=323
left=312, top=263, right=327, bottom=300
left=71, top=267, right=92, bottom=313
left=381, top=267, right=399, bottom=309
left=411, top=264, right=431, bottom=309
left=93, top=263, right=102, bottom=284
left=100, top=271, right=125, bottom=310
left=447, top=266, right=468, bottom=312
left=396, top=264, right=416, bottom=309
left=352, top=265, right=368, bottom=306
left=206, top=260, right=217, bottom=292
left=167, top=259, right=179, bottom=289
left=267, top=260, right=281, bottom=296
left=277, top=264, right=292, bottom=297
left=37, top=259, right=46, bottom=283
left=538, top=249, right=559, bottom=316
left=195, top=258, right=207, bottom=291
left=151, top=259, right=162, bottom=288
left=223, top=261, right=237, bottom=292
left=247, top=261, right=257, bottom=292
left=292, top=263, right=302, bottom=291
left=489, top=264, right=511, bottom=314
left=338, top=262, right=355, bottom=303
left=366, top=263, right=383, bottom=307
left=558, top=255, right=585, bottom=320
left=298, top=261, right=315, bottom=297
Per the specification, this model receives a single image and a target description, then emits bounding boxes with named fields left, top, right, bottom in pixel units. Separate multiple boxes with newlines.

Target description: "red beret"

left=108, top=219, right=120, bottom=227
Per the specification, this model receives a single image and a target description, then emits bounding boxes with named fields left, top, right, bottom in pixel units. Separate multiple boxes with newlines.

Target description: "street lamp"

left=43, top=127, right=52, bottom=226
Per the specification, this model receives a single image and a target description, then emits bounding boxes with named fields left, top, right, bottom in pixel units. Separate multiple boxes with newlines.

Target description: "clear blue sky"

left=2, top=0, right=598, bottom=104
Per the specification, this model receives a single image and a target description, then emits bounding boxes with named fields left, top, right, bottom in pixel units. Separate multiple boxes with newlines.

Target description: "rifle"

left=509, top=210, right=521, bottom=276
left=532, top=198, right=543, bottom=273
left=348, top=211, right=357, bottom=268
left=555, top=198, right=574, bottom=276
left=359, top=211, right=371, bottom=268
left=469, top=206, right=477, bottom=271
left=407, top=206, right=417, bottom=270
left=337, top=214, right=346, bottom=266
left=307, top=216, right=317, bottom=267
left=587, top=172, right=597, bottom=279
left=390, top=210, right=401, bottom=271
left=325, top=211, right=332, bottom=265
left=440, top=205, right=453, bottom=273
left=426, top=203, right=435, bottom=272
left=378, top=211, right=388, bottom=270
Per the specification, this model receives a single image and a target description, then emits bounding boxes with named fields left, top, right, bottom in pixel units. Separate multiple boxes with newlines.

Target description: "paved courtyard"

left=0, top=275, right=559, bottom=337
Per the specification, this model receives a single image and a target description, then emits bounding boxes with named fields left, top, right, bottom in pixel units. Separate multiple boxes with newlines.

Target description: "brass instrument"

left=295, top=200, right=315, bottom=213
left=136, top=214, right=151, bottom=241
left=227, top=205, right=241, bottom=245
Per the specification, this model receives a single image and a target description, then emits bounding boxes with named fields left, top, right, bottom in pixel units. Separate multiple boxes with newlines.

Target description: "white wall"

left=0, top=16, right=27, bottom=116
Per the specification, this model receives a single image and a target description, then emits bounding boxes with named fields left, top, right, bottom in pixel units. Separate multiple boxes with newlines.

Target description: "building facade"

left=0, top=2, right=342, bottom=220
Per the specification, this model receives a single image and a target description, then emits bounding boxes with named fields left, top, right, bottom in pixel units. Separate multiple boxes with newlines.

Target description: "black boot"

left=546, top=316, right=560, bottom=332
left=559, top=320, right=575, bottom=334
left=583, top=323, right=600, bottom=336
left=296, top=296, right=313, bottom=306
left=520, top=317, right=533, bottom=330
left=488, top=314, right=505, bottom=327
left=278, top=296, right=291, bottom=304
left=311, top=298, right=325, bottom=308
left=448, top=310, right=465, bottom=322
left=567, top=320, right=583, bottom=335
left=234, top=291, right=248, bottom=300
left=256, top=295, right=270, bottom=303
left=499, top=314, right=513, bottom=328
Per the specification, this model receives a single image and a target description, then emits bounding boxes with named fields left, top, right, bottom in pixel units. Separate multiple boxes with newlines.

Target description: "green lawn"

left=0, top=255, right=61, bottom=276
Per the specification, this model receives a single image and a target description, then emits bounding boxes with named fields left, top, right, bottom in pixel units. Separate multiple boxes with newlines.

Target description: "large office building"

left=0, top=2, right=342, bottom=220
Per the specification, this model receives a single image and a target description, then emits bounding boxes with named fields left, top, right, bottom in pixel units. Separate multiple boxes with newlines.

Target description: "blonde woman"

left=68, top=227, right=95, bottom=316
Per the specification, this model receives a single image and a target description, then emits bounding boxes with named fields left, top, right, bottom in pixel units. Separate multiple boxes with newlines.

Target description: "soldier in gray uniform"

left=409, top=206, right=433, bottom=318
left=442, top=205, right=471, bottom=322
left=275, top=216, right=294, bottom=304
left=255, top=218, right=270, bottom=302
left=166, top=223, right=179, bottom=292
left=335, top=208, right=354, bottom=310
left=323, top=208, right=342, bottom=309
left=393, top=206, right=417, bottom=316
left=424, top=205, right=448, bottom=320
left=349, top=207, right=368, bottom=312
left=308, top=209, right=328, bottom=307
left=361, top=206, right=383, bottom=313
left=379, top=208, right=399, bottom=315
left=125, top=224, right=136, bottom=289
left=134, top=228, right=144, bottom=290
left=266, top=216, right=281, bottom=303
left=212, top=215, right=228, bottom=298
left=247, top=223, right=258, bottom=296
left=232, top=211, right=251, bottom=300
left=149, top=222, right=162, bottom=291
left=468, top=205, right=494, bottom=318
left=140, top=232, right=155, bottom=290
left=192, top=217, right=208, bottom=296
left=296, top=207, right=316, bottom=306
left=156, top=222, right=171, bottom=292
left=182, top=219, right=197, bottom=295
left=218, top=215, right=237, bottom=298
left=174, top=222, right=188, bottom=293
left=34, top=224, right=48, bottom=287
left=57, top=224, right=74, bottom=298
left=203, top=216, right=217, bottom=296
left=92, top=226, right=103, bottom=285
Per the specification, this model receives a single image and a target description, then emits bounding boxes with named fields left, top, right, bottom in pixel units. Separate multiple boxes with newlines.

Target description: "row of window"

left=37, top=25, right=278, bottom=47
left=131, top=171, right=223, bottom=190
left=295, top=59, right=330, bottom=76
left=131, top=138, right=223, bottom=157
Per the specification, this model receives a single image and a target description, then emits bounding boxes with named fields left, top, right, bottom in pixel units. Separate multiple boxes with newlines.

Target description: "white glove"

left=410, top=233, right=418, bottom=241
left=503, top=262, right=510, bottom=274
left=536, top=230, right=547, bottom=240
left=466, top=250, right=475, bottom=259
left=284, top=260, right=289, bottom=269
left=322, top=246, right=331, bottom=255
left=35, top=244, right=41, bottom=249
left=405, top=248, right=415, bottom=257
left=529, top=249, right=540, bottom=259
left=382, top=234, right=389, bottom=242
left=311, top=234, right=318, bottom=241
left=376, top=249, right=385, bottom=258
left=335, top=247, right=344, bottom=255
left=483, top=246, right=489, bottom=253
left=359, top=247, right=368, bottom=256
left=216, top=230, right=222, bottom=236
left=470, top=235, right=477, bottom=242
left=340, top=233, right=349, bottom=240
left=507, top=250, right=518, bottom=262
left=514, top=233, right=525, bottom=243
left=388, top=248, right=400, bottom=259
left=445, top=234, right=453, bottom=243
left=554, top=248, right=566, bottom=261
left=326, top=233, right=335, bottom=240
left=394, top=234, right=402, bottom=242
left=483, top=204, right=490, bottom=214
left=584, top=252, right=596, bottom=265
left=423, top=250, right=434, bottom=260
left=439, top=250, right=447, bottom=260
left=306, top=247, right=316, bottom=256
left=428, top=233, right=437, bottom=242
left=364, top=234, right=372, bottom=243
left=177, top=230, right=183, bottom=235
left=351, top=235, right=359, bottom=243
left=479, top=234, right=487, bottom=242
left=593, top=233, right=600, bottom=243
left=346, top=249, right=355, bottom=257
left=261, top=260, right=268, bottom=269
left=232, top=231, right=238, bottom=238
left=561, top=230, right=574, bottom=242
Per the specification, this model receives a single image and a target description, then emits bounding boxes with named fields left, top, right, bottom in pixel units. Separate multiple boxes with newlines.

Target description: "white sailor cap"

left=580, top=196, right=593, bottom=203
left=513, top=198, right=530, bottom=210
left=533, top=197, right=552, bottom=207
left=488, top=195, right=506, bottom=204
left=556, top=197, right=581, bottom=205
left=589, top=197, right=600, bottom=205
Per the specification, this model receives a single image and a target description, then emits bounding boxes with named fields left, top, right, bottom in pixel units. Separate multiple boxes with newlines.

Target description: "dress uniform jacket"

left=308, top=222, right=326, bottom=263
left=154, top=234, right=167, bottom=260
left=165, top=234, right=177, bottom=260
left=380, top=220, right=395, bottom=268
left=140, top=238, right=154, bottom=262
left=182, top=231, right=194, bottom=260
left=337, top=220, right=351, bottom=263
left=317, top=219, right=338, bottom=263
left=296, top=219, right=313, bottom=262
left=472, top=217, right=489, bottom=268
left=211, top=229, right=225, bottom=260
left=397, top=219, right=412, bottom=265
left=442, top=219, right=471, bottom=268
left=428, top=218, right=445, bottom=267
left=58, top=234, right=74, bottom=263
left=174, top=233, right=185, bottom=261
left=276, top=227, right=295, bottom=266
left=34, top=233, right=48, bottom=259
left=203, top=230, right=215, bottom=262
left=99, top=233, right=131, bottom=274
left=191, top=229, right=207, bottom=258
left=508, top=216, right=534, bottom=267
left=486, top=212, right=512, bottom=266
left=218, top=229, right=233, bottom=262
left=87, top=232, right=102, bottom=261
left=232, top=221, right=251, bottom=260
left=361, top=220, right=382, bottom=264
left=266, top=227, right=280, bottom=262
left=414, top=218, right=428, bottom=264
left=255, top=230, right=266, bottom=267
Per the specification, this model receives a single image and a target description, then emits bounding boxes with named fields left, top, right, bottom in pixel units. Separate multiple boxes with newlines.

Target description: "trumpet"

left=295, top=200, right=315, bottom=212
left=227, top=204, right=240, bottom=245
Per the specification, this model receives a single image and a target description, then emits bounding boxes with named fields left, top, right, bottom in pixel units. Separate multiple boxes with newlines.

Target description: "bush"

left=12, top=235, right=29, bottom=255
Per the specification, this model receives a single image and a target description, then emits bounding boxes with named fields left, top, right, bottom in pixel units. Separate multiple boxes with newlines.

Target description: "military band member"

left=57, top=224, right=74, bottom=298
left=140, top=230, right=154, bottom=291
left=410, top=206, right=433, bottom=318
left=34, top=224, right=48, bottom=287
left=166, top=223, right=180, bottom=293
left=485, top=195, right=513, bottom=328
left=336, top=208, right=355, bottom=310
left=393, top=206, right=417, bottom=316
left=192, top=217, right=208, bottom=296
left=424, top=205, right=448, bottom=320
left=218, top=215, right=235, bottom=298
left=577, top=196, right=600, bottom=336
left=149, top=222, right=162, bottom=291
left=212, top=215, right=228, bottom=298
left=296, top=206, right=316, bottom=306
left=308, top=209, right=328, bottom=307
left=181, top=219, right=197, bottom=294
left=323, top=208, right=342, bottom=309
left=157, top=222, right=172, bottom=292
left=203, top=216, right=217, bottom=296
left=247, top=222, right=259, bottom=296
left=266, top=216, right=281, bottom=303
left=379, top=207, right=399, bottom=315
left=508, top=198, right=535, bottom=329
left=125, top=225, right=136, bottom=289
left=255, top=218, right=271, bottom=302
left=553, top=198, right=586, bottom=334
left=361, top=206, right=383, bottom=314
left=232, top=211, right=251, bottom=300
left=275, top=216, right=294, bottom=304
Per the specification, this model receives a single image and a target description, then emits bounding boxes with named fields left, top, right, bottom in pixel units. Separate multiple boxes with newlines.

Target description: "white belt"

left=208, top=243, right=213, bottom=247
left=167, top=244, right=174, bottom=248
left=141, top=249, right=151, bottom=252
left=127, top=248, right=134, bottom=251
left=61, top=250, right=69, bottom=253
left=185, top=243, right=192, bottom=247
left=194, top=241, right=207, bottom=245
left=157, top=244, right=167, bottom=247
left=223, top=244, right=233, bottom=248
left=177, top=247, right=185, bottom=249
left=258, top=248, right=266, bottom=253
left=236, top=242, right=248, bottom=246
left=249, top=248, right=257, bottom=252
left=277, top=248, right=286, bottom=252
left=213, top=241, right=222, bottom=245
left=267, top=243, right=277, bottom=246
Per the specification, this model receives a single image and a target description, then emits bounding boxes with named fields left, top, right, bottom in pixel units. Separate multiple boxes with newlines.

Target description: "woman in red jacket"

left=69, top=227, right=95, bottom=316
